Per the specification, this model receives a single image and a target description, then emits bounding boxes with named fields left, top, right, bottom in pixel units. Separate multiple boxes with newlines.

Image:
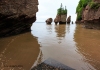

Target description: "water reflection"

left=74, top=24, right=100, bottom=70
left=66, top=24, right=70, bottom=33
left=55, top=24, right=66, bottom=37
left=31, top=22, right=96, bottom=70
left=46, top=24, right=52, bottom=34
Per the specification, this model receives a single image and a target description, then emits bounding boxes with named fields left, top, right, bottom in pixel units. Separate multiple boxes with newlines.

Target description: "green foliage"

left=57, top=3, right=67, bottom=15
left=76, top=0, right=92, bottom=20
left=89, top=1, right=100, bottom=9
left=77, top=13, right=82, bottom=20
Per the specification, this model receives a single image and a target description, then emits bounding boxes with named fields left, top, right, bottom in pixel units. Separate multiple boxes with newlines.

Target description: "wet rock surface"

left=84, top=22, right=100, bottom=29
left=31, top=58, right=75, bottom=70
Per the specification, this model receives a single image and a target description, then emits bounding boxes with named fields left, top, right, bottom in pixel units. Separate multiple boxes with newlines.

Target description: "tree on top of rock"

left=57, top=3, right=67, bottom=15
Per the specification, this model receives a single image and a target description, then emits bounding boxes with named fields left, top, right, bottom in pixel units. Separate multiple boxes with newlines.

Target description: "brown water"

left=0, top=22, right=100, bottom=70
left=0, top=32, right=40, bottom=70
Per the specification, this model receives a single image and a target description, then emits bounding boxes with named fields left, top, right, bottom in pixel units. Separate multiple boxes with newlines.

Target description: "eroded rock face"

left=60, top=15, right=67, bottom=23
left=81, top=0, right=100, bottom=29
left=0, top=0, right=38, bottom=37
left=54, top=15, right=60, bottom=23
left=46, top=18, right=53, bottom=24
left=67, top=16, right=71, bottom=23
left=54, top=15, right=67, bottom=24
left=83, top=5, right=100, bottom=23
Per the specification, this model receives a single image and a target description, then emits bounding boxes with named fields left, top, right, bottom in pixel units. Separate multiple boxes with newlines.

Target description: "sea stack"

left=54, top=3, right=67, bottom=24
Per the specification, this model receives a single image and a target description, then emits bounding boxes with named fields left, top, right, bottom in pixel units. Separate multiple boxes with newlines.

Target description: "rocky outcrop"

left=83, top=3, right=100, bottom=29
left=0, top=0, right=38, bottom=37
left=54, top=15, right=67, bottom=24
left=66, top=16, right=71, bottom=23
left=83, top=5, right=100, bottom=23
left=54, top=15, right=60, bottom=23
left=76, top=0, right=100, bottom=29
left=46, top=18, right=53, bottom=24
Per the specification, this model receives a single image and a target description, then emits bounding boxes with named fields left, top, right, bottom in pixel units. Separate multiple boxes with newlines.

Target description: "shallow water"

left=0, top=22, right=100, bottom=70
left=31, top=22, right=100, bottom=70
left=0, top=32, right=40, bottom=70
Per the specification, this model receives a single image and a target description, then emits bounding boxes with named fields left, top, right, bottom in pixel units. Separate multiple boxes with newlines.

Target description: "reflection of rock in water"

left=55, top=24, right=70, bottom=43
left=55, top=24, right=66, bottom=37
left=66, top=24, right=70, bottom=33
left=46, top=24, right=52, bottom=34
left=31, top=58, right=75, bottom=70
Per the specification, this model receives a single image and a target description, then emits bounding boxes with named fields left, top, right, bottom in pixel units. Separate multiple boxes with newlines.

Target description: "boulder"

left=0, top=0, right=38, bottom=37
left=67, top=16, right=71, bottom=23
left=46, top=18, right=53, bottom=24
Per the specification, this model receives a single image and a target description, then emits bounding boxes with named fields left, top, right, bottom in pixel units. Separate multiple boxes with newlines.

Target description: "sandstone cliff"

left=0, top=0, right=38, bottom=37
left=76, top=0, right=100, bottom=29
left=83, top=1, right=100, bottom=23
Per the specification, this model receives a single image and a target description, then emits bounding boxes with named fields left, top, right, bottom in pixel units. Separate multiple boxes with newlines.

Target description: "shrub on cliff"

left=57, top=3, right=67, bottom=15
left=76, top=0, right=92, bottom=20
left=89, top=1, right=100, bottom=9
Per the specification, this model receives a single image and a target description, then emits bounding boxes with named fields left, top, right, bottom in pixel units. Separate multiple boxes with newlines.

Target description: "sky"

left=36, top=0, right=79, bottom=22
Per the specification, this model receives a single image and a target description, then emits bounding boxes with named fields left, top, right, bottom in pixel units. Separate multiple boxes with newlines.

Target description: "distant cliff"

left=76, top=0, right=100, bottom=29
left=0, top=0, right=38, bottom=37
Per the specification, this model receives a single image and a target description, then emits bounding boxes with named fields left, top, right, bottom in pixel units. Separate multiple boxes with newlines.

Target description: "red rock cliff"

left=0, top=0, right=38, bottom=37
left=81, top=0, right=100, bottom=29
left=83, top=0, right=100, bottom=23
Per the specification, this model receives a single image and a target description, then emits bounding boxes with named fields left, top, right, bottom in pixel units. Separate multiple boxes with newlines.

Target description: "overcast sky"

left=36, top=0, right=79, bottom=22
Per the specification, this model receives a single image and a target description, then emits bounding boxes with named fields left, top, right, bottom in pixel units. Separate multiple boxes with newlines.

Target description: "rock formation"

left=67, top=16, right=71, bottom=23
left=54, top=15, right=67, bottom=24
left=76, top=0, right=100, bottom=29
left=60, top=15, right=67, bottom=23
left=46, top=18, right=53, bottom=24
left=54, top=15, right=60, bottom=24
left=83, top=5, right=100, bottom=23
left=54, top=3, right=67, bottom=24
left=0, top=0, right=38, bottom=37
